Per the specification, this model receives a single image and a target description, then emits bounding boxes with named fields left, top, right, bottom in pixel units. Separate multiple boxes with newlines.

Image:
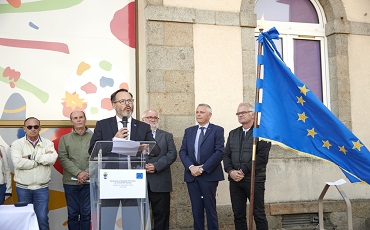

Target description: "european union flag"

left=256, top=27, right=370, bottom=184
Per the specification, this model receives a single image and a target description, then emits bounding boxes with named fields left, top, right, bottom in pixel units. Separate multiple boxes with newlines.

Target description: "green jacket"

left=58, top=128, right=92, bottom=185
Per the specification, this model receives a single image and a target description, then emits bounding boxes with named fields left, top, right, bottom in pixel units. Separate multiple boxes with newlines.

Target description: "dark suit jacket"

left=89, top=116, right=157, bottom=155
left=146, top=129, right=177, bottom=192
left=179, top=123, right=225, bottom=182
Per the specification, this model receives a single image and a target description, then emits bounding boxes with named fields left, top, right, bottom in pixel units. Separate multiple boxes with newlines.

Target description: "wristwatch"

left=199, top=167, right=204, bottom=172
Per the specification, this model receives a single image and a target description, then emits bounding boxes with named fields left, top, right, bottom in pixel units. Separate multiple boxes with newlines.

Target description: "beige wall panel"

left=265, top=158, right=370, bottom=202
left=343, top=0, right=370, bottom=23
left=193, top=24, right=243, bottom=204
left=348, top=35, right=370, bottom=148
left=163, top=0, right=242, bottom=12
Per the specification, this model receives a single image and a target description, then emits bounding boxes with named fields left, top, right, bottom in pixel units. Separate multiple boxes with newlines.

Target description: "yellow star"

left=296, top=96, right=306, bottom=106
left=307, top=128, right=317, bottom=138
left=339, top=146, right=348, bottom=155
left=352, top=140, right=364, bottom=151
left=298, top=112, right=308, bottom=122
left=298, top=85, right=310, bottom=96
left=322, top=140, right=332, bottom=149
left=62, top=92, right=86, bottom=110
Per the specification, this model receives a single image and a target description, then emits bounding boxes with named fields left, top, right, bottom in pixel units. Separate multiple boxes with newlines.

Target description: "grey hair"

left=197, top=103, right=212, bottom=113
left=141, top=109, right=159, bottom=119
left=238, top=102, right=254, bottom=112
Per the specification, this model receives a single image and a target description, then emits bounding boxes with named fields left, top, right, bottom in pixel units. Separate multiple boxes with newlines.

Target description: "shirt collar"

left=26, top=135, right=40, bottom=146
left=198, top=123, right=210, bottom=129
left=72, top=127, right=90, bottom=135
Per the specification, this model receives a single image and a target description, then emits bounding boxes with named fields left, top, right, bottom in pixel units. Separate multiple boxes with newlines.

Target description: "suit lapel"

left=155, top=129, right=162, bottom=142
left=200, top=123, right=213, bottom=145
left=110, top=116, right=118, bottom=134
left=130, top=118, right=138, bottom=140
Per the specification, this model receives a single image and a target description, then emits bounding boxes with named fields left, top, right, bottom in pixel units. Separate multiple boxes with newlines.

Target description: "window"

left=254, top=0, right=328, bottom=104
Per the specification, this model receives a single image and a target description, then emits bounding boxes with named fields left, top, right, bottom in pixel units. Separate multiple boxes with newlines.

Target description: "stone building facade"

left=137, top=0, right=370, bottom=229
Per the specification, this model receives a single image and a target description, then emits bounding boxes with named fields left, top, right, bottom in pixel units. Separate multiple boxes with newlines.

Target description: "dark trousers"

left=148, top=187, right=170, bottom=230
left=187, top=180, right=219, bottom=230
left=0, top=184, right=6, bottom=205
left=63, top=184, right=91, bottom=230
left=229, top=180, right=268, bottom=230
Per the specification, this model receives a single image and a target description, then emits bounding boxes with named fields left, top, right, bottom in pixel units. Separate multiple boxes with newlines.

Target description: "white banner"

left=99, top=169, right=146, bottom=199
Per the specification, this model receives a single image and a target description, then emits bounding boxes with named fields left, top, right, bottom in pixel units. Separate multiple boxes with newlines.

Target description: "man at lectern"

left=89, top=88, right=156, bottom=154
left=89, top=88, right=158, bottom=230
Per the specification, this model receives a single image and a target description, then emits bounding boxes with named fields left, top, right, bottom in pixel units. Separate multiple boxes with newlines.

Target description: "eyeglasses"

left=114, top=99, right=134, bottom=104
left=26, top=125, right=40, bottom=130
left=144, top=116, right=159, bottom=120
left=236, top=111, right=253, bottom=116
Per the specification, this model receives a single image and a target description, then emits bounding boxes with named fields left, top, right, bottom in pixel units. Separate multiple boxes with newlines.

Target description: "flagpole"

left=249, top=17, right=264, bottom=230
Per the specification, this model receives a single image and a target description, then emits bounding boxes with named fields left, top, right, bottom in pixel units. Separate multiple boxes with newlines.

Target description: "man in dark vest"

left=223, top=102, right=271, bottom=230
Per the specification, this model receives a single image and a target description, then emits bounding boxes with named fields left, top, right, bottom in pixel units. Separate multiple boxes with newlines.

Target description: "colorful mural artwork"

left=0, top=1, right=136, bottom=229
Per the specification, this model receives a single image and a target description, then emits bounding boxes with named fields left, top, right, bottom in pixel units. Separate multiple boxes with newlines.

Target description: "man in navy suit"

left=179, top=103, right=225, bottom=230
left=89, top=88, right=158, bottom=230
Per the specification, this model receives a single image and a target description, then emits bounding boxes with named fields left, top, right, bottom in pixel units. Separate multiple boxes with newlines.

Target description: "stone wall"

left=143, top=0, right=370, bottom=229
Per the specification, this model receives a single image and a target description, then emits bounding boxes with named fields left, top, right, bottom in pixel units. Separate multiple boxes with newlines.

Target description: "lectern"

left=89, top=140, right=156, bottom=230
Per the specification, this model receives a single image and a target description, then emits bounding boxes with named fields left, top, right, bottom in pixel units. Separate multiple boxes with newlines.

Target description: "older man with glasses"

left=223, top=102, right=271, bottom=230
left=141, top=109, right=177, bottom=230
left=11, top=117, right=58, bottom=230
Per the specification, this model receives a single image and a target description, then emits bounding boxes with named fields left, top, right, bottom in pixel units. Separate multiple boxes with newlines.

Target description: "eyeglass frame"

left=113, top=99, right=135, bottom=105
left=235, top=111, right=254, bottom=116
left=25, top=125, right=40, bottom=130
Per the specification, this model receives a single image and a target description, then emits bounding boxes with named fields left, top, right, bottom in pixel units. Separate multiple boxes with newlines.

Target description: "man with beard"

left=89, top=88, right=155, bottom=152
left=89, top=88, right=158, bottom=230
left=142, top=109, right=177, bottom=230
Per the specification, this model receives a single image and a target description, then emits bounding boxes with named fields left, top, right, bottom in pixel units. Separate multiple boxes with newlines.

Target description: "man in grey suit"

left=142, top=109, right=177, bottom=230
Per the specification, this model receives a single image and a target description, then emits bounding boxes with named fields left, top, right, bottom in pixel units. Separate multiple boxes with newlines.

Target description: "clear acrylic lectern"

left=89, top=140, right=156, bottom=230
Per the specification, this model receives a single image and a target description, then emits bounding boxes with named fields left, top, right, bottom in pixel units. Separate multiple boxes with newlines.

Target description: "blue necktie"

left=197, top=127, right=205, bottom=163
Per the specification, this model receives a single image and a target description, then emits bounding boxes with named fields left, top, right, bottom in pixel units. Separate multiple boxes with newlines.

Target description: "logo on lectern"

left=136, top=173, right=143, bottom=179
left=103, top=172, right=108, bottom=179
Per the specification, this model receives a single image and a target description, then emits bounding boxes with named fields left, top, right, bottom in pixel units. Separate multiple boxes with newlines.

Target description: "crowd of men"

left=0, top=88, right=271, bottom=230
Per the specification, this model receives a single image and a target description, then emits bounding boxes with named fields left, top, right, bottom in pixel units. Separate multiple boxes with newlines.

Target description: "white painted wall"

left=343, top=0, right=370, bottom=23
left=348, top=35, right=370, bottom=148
left=193, top=24, right=243, bottom=204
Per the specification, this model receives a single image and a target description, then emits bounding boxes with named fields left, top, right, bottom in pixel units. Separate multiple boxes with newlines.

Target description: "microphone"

left=121, top=116, right=128, bottom=128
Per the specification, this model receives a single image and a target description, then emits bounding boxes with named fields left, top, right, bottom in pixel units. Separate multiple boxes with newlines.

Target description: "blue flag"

left=256, top=27, right=370, bottom=184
